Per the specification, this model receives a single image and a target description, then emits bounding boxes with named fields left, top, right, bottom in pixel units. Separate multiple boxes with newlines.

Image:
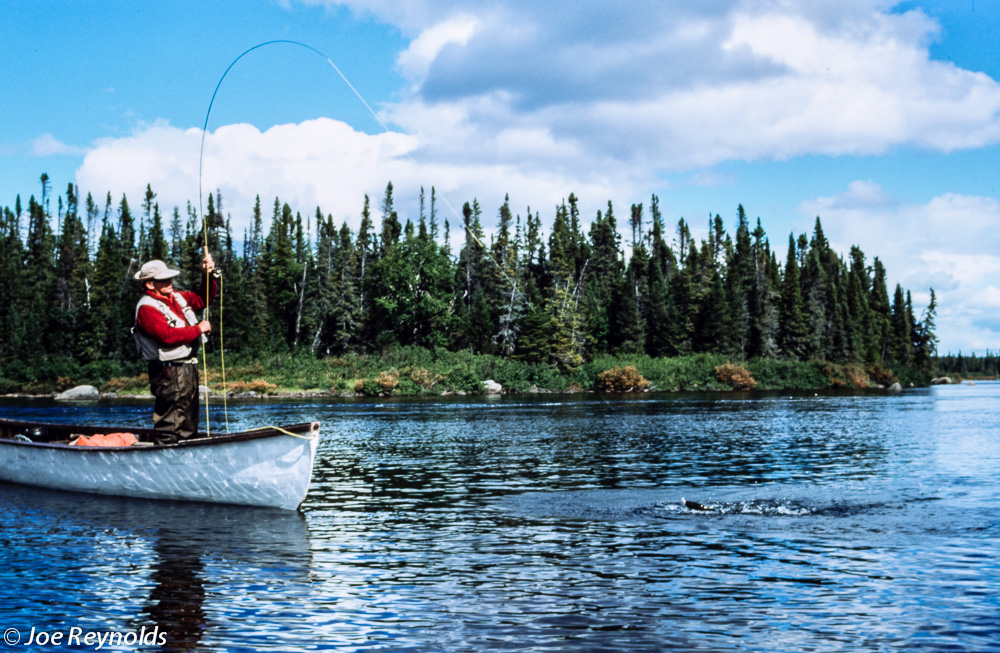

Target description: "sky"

left=2, top=0, right=999, bottom=355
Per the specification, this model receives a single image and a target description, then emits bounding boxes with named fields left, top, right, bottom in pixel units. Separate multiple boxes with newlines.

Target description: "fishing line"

left=197, top=40, right=521, bottom=433
left=198, top=40, right=358, bottom=434
left=197, top=39, right=393, bottom=224
left=199, top=40, right=514, bottom=274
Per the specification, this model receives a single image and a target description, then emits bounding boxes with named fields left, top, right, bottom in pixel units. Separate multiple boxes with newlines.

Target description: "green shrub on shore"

left=893, top=366, right=932, bottom=387
left=748, top=359, right=830, bottom=390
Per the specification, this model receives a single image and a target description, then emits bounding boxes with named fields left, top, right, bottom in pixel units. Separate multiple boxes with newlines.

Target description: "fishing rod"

left=198, top=41, right=357, bottom=434
left=197, top=39, right=389, bottom=228
left=197, top=40, right=526, bottom=432
left=199, top=39, right=517, bottom=280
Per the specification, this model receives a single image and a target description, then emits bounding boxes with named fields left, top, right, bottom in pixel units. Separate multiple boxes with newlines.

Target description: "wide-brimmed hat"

left=135, top=260, right=181, bottom=282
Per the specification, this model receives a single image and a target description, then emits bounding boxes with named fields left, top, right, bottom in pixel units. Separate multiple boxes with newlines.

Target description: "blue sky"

left=2, top=0, right=999, bottom=354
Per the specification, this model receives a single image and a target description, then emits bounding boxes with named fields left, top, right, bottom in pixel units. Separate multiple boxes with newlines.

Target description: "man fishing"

left=133, top=250, right=218, bottom=444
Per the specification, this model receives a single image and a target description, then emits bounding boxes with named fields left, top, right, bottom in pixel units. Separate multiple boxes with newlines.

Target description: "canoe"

left=0, top=418, right=319, bottom=510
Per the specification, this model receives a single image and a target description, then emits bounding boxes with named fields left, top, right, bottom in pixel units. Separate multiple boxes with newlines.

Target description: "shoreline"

left=10, top=386, right=619, bottom=400
left=2, top=353, right=942, bottom=401
left=2, top=383, right=937, bottom=404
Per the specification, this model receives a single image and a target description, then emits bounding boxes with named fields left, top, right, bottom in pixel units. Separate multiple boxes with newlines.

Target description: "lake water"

left=1, top=382, right=999, bottom=652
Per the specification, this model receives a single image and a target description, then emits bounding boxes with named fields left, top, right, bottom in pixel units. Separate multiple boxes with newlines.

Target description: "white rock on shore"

left=54, top=385, right=100, bottom=401
left=483, top=380, right=503, bottom=394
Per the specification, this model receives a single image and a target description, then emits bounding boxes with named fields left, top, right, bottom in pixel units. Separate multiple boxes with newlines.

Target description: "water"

left=1, top=383, right=999, bottom=651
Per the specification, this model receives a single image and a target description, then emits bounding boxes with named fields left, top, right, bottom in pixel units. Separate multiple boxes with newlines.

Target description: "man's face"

left=146, top=279, right=174, bottom=297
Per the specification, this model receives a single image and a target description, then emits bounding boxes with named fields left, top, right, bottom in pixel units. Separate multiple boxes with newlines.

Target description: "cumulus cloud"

left=810, top=180, right=900, bottom=211
left=396, top=14, right=479, bottom=84
left=31, top=133, right=86, bottom=157
left=75, top=118, right=632, bottom=237
left=301, top=0, right=1000, bottom=172
left=799, top=183, right=1000, bottom=352
left=82, top=0, right=1000, bottom=226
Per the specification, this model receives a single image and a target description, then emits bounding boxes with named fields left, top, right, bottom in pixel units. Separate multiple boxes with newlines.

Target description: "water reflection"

left=0, top=484, right=311, bottom=652
left=143, top=534, right=207, bottom=652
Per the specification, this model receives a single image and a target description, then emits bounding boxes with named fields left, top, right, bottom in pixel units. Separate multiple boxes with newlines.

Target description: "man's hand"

left=202, top=248, right=216, bottom=274
left=198, top=320, right=212, bottom=334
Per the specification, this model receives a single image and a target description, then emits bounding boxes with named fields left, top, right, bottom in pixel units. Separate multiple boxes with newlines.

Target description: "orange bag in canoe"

left=72, top=433, right=138, bottom=447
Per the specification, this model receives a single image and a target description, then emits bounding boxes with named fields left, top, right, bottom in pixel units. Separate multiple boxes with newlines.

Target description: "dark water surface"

left=1, top=383, right=999, bottom=651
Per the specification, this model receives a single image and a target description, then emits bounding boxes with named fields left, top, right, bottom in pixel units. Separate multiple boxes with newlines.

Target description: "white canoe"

left=0, top=419, right=319, bottom=510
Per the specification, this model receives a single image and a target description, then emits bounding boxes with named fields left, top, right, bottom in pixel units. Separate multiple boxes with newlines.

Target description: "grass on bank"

left=0, top=346, right=933, bottom=396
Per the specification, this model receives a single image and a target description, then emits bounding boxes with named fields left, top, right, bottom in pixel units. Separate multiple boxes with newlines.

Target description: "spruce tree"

left=261, top=201, right=301, bottom=349
left=240, top=196, right=269, bottom=352
left=331, top=221, right=362, bottom=353
left=379, top=181, right=401, bottom=255
left=89, top=211, right=122, bottom=359
left=890, top=283, right=913, bottom=365
left=356, top=195, right=376, bottom=348
left=644, top=255, right=679, bottom=357
left=513, top=302, right=551, bottom=363
left=146, top=203, right=168, bottom=261
left=694, top=269, right=728, bottom=354
left=627, top=203, right=649, bottom=342
left=466, top=286, right=494, bottom=354
left=585, top=205, right=622, bottom=354
left=0, top=208, right=21, bottom=363
left=868, top=258, right=892, bottom=364
left=914, top=289, right=937, bottom=372
left=306, top=209, right=337, bottom=354
left=493, top=196, right=525, bottom=355
left=844, top=245, right=875, bottom=362
left=726, top=205, right=754, bottom=357
left=779, top=234, right=808, bottom=358
left=53, top=184, right=91, bottom=359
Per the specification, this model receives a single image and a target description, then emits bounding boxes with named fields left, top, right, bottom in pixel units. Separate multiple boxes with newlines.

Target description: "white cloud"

left=396, top=14, right=479, bottom=83
left=822, top=180, right=899, bottom=210
left=305, top=0, right=1000, bottom=172
left=799, top=184, right=1000, bottom=353
left=31, top=133, right=86, bottom=157
left=970, top=285, right=1000, bottom=309
left=74, top=118, right=634, bottom=238
left=80, top=1, right=1000, bottom=224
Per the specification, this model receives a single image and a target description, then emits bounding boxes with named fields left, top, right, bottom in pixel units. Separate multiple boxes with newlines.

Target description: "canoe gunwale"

left=0, top=418, right=319, bottom=451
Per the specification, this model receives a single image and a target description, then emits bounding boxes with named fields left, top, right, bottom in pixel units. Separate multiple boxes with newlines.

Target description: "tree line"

left=935, top=352, right=999, bottom=378
left=0, top=174, right=937, bottom=383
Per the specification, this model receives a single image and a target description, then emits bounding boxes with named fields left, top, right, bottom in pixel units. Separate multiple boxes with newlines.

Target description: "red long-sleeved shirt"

left=135, top=279, right=218, bottom=346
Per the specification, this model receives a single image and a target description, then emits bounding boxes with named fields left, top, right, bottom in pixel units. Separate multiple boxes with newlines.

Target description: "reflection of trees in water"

left=143, top=536, right=207, bottom=652
left=0, top=483, right=314, bottom=652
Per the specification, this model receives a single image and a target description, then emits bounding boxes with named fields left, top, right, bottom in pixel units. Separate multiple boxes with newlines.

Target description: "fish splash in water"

left=681, top=497, right=713, bottom=512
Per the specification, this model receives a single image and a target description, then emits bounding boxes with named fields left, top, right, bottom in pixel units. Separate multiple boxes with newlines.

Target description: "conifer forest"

left=0, top=174, right=939, bottom=391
